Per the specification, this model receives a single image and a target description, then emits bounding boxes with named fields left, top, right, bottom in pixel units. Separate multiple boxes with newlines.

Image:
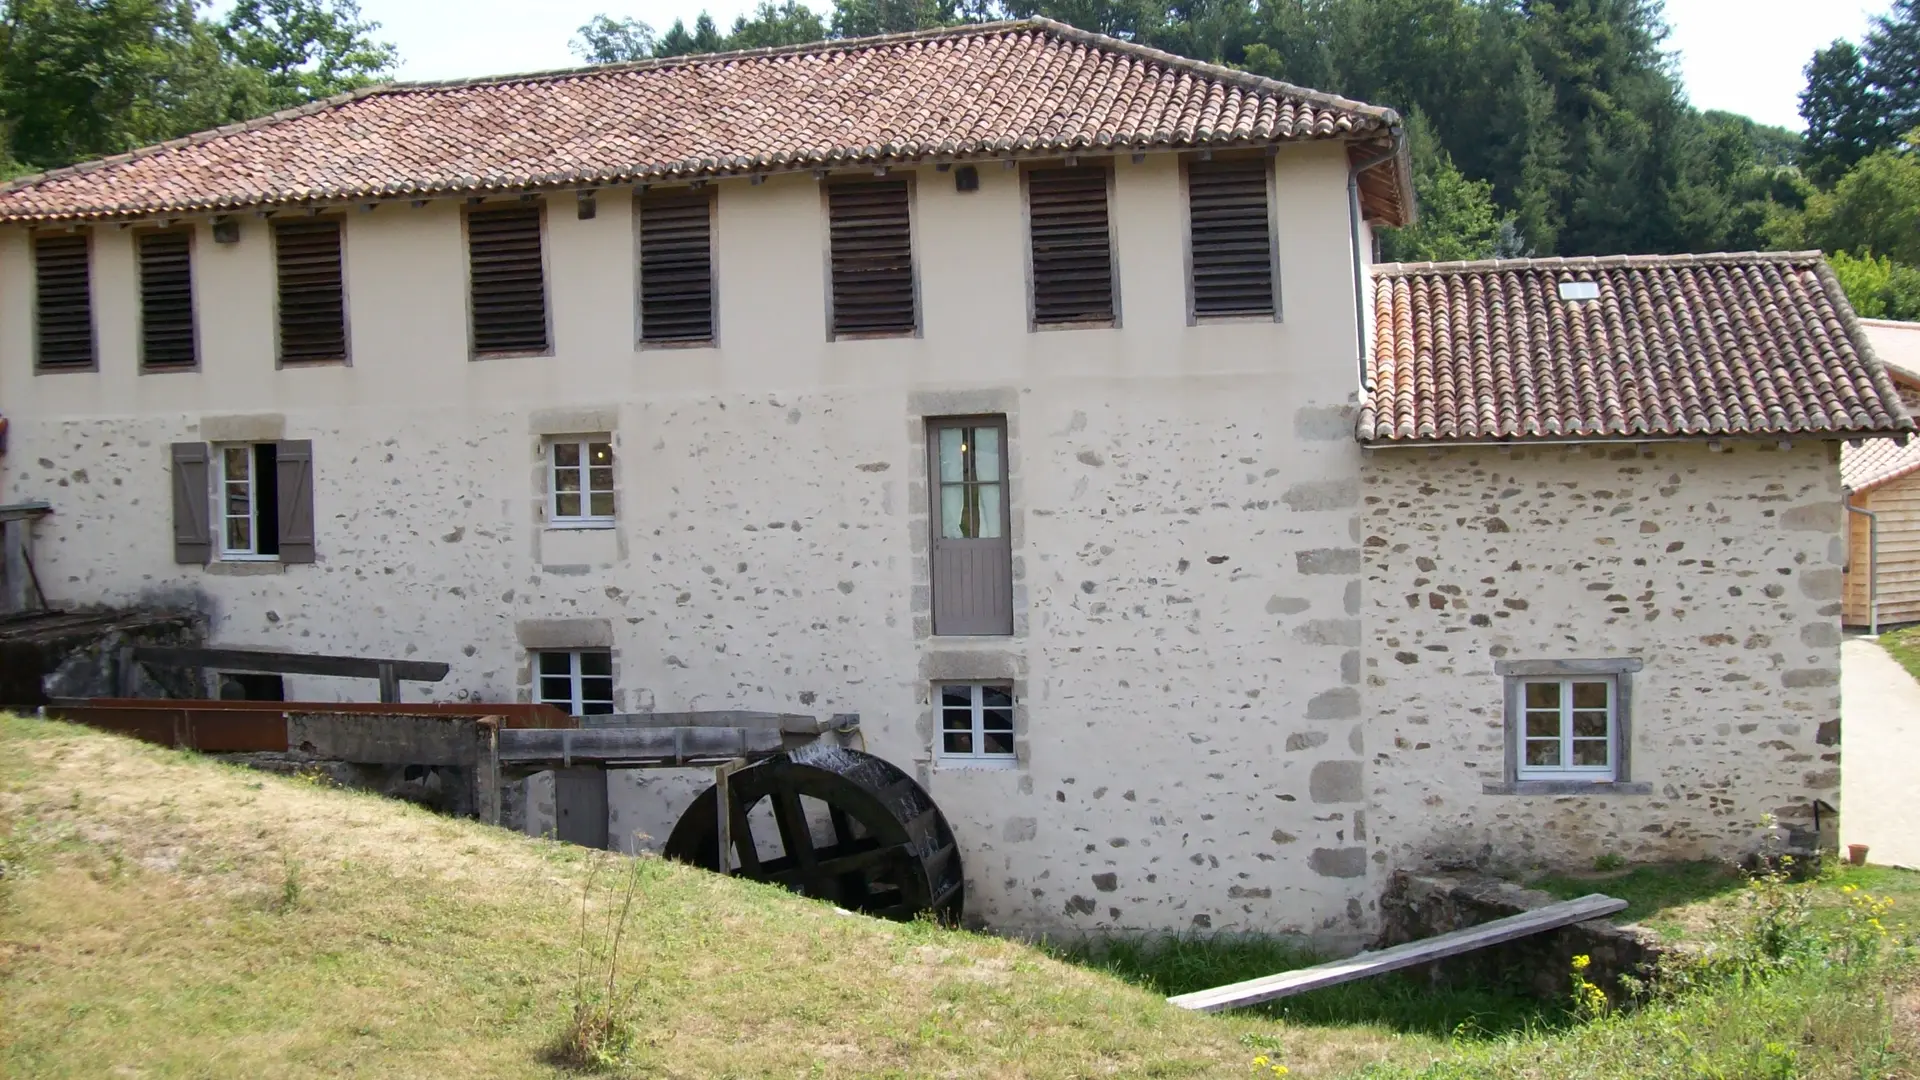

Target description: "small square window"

left=547, top=437, right=615, bottom=527
left=533, top=649, right=615, bottom=716
left=1494, top=658, right=1645, bottom=794
left=936, top=683, right=1016, bottom=765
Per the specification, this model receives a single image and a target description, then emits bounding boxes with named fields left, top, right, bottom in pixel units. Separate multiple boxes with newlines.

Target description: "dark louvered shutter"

left=170, top=442, right=212, bottom=564
left=468, top=206, right=550, bottom=355
left=1188, top=160, right=1277, bottom=318
left=827, top=180, right=916, bottom=336
left=1027, top=167, right=1114, bottom=325
left=33, top=233, right=94, bottom=371
left=275, top=440, right=316, bottom=564
left=138, top=231, right=196, bottom=370
left=275, top=219, right=347, bottom=363
left=638, top=189, right=714, bottom=344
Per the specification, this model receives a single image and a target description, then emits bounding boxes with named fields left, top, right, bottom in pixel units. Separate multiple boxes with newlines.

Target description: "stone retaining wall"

left=1378, top=869, right=1671, bottom=1001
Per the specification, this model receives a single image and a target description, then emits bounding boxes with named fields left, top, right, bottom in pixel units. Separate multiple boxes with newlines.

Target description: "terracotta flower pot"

left=1848, top=843, right=1870, bottom=867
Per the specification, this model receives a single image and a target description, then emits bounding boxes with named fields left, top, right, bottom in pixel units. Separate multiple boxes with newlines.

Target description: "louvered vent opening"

left=1028, top=167, right=1114, bottom=325
left=639, top=190, right=714, bottom=344
left=139, top=231, right=195, bottom=370
left=34, top=233, right=93, bottom=370
left=468, top=206, right=549, bottom=354
left=1188, top=160, right=1276, bottom=318
left=827, top=180, right=916, bottom=336
left=275, top=219, right=347, bottom=363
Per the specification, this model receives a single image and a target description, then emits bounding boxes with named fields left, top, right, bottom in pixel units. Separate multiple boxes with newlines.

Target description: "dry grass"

left=0, top=715, right=1425, bottom=1079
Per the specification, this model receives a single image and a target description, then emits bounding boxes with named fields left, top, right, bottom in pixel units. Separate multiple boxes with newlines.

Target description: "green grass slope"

left=0, top=715, right=1417, bottom=1079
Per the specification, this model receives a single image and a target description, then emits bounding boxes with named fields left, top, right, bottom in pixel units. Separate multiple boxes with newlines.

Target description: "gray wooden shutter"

left=929, top=419, right=1013, bottom=636
left=827, top=180, right=916, bottom=336
left=170, top=442, right=212, bottom=564
left=138, top=230, right=196, bottom=370
left=468, top=206, right=549, bottom=355
left=34, top=233, right=95, bottom=371
left=1027, top=166, right=1115, bottom=325
left=1188, top=159, right=1277, bottom=317
left=274, top=219, right=348, bottom=363
left=639, top=189, right=715, bottom=344
left=275, top=440, right=316, bottom=564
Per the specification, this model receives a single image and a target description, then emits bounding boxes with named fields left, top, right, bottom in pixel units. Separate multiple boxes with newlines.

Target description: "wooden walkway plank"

left=1166, top=893, right=1627, bottom=1013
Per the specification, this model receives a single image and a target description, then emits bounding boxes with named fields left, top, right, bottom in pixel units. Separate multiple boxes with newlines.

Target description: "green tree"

left=218, top=0, right=395, bottom=111
left=654, top=13, right=724, bottom=56
left=1800, top=40, right=1884, bottom=186
left=570, top=13, right=654, bottom=62
left=829, top=0, right=961, bottom=38
left=1865, top=0, right=1920, bottom=140
left=0, top=0, right=261, bottom=170
left=1828, top=248, right=1920, bottom=321
left=1797, top=135, right=1920, bottom=267
left=1377, top=111, right=1507, bottom=262
left=726, top=1, right=826, bottom=49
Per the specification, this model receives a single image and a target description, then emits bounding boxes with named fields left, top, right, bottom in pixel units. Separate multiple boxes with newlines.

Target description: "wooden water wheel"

left=663, top=743, right=964, bottom=923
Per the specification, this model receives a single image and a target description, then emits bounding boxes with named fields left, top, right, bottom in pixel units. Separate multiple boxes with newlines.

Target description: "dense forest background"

left=2, top=0, right=1916, bottom=317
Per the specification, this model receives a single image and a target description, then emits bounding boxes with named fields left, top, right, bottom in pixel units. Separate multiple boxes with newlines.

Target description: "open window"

left=170, top=440, right=316, bottom=564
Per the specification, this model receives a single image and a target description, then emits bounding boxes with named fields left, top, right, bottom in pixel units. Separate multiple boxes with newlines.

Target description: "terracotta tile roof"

left=1359, top=251, right=1915, bottom=445
left=0, top=19, right=1409, bottom=226
left=1843, top=384, right=1920, bottom=492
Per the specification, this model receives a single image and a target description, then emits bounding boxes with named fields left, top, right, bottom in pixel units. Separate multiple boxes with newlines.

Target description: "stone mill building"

left=0, top=20, right=1907, bottom=943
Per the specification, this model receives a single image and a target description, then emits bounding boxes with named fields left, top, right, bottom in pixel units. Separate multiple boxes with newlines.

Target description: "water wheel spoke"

left=728, top=793, right=762, bottom=876
left=770, top=781, right=830, bottom=899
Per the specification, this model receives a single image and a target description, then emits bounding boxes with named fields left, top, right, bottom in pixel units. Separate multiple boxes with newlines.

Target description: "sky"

left=342, top=0, right=1889, bottom=132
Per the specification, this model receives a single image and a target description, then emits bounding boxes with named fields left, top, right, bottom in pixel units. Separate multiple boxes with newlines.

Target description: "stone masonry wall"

left=1364, top=441, right=1844, bottom=874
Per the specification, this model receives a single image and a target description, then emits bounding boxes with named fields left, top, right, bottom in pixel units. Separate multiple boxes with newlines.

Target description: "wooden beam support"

left=131, top=645, right=449, bottom=683
left=496, top=725, right=782, bottom=765
left=1167, top=894, right=1628, bottom=1013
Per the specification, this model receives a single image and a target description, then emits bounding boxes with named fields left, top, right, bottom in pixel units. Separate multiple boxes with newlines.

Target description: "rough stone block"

left=1307, top=687, right=1360, bottom=719
left=1283, top=479, right=1360, bottom=511
left=1293, top=619, right=1361, bottom=647
left=1309, top=846, right=1368, bottom=878
left=1297, top=548, right=1362, bottom=575
left=1780, top=668, right=1839, bottom=689
left=1309, top=760, right=1363, bottom=803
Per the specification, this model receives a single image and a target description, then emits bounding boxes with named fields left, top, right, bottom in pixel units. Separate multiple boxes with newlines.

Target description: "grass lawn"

left=1874, top=625, right=1920, bottom=684
left=1532, top=859, right=1920, bottom=942
left=3, top=713, right=1915, bottom=1079
left=0, top=714, right=1430, bottom=1079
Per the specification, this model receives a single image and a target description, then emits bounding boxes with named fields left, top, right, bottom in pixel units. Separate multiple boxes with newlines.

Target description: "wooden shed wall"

left=1846, top=476, right=1920, bottom=626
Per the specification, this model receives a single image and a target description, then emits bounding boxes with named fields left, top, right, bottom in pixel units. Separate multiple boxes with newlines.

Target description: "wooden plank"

left=1166, top=894, right=1627, bottom=1013
left=496, top=725, right=783, bottom=764
left=131, top=646, right=449, bottom=683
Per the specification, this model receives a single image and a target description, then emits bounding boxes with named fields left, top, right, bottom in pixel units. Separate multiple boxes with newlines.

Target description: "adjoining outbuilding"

left=1843, top=318, right=1920, bottom=629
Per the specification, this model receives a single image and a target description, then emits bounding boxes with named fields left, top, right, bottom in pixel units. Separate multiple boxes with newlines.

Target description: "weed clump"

left=548, top=852, right=647, bottom=1073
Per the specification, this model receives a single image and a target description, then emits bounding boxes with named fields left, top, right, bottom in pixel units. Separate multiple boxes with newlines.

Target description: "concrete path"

left=1843, top=637, right=1920, bottom=870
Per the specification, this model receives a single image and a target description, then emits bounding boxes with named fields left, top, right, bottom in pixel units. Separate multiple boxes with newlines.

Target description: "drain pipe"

left=1846, top=501, right=1879, bottom=637
left=1348, top=133, right=1403, bottom=387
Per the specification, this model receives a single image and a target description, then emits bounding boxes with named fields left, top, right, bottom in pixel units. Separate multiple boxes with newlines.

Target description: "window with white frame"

left=937, top=683, right=1015, bottom=763
left=219, top=443, right=279, bottom=558
left=534, top=650, right=615, bottom=716
left=1517, top=677, right=1615, bottom=780
left=1494, top=658, right=1644, bottom=793
left=547, top=437, right=615, bottom=526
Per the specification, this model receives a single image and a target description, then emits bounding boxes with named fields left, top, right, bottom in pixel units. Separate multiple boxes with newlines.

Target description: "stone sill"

left=206, top=561, right=285, bottom=576
left=1483, top=780, right=1652, bottom=796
